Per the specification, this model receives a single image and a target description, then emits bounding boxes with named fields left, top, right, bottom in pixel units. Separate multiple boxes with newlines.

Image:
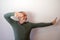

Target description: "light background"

left=0, top=0, right=60, bottom=40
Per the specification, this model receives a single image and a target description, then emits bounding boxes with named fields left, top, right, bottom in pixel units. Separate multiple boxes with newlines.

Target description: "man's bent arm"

left=4, top=12, right=14, bottom=24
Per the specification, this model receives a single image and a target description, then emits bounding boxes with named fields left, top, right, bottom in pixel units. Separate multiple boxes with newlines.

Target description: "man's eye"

left=20, top=17, right=23, bottom=18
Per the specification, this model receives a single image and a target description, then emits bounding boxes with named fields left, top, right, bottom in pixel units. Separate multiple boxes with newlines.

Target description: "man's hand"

left=14, top=12, right=19, bottom=18
left=52, top=17, right=57, bottom=25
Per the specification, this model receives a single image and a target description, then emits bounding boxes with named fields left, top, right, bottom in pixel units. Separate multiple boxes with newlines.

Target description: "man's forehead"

left=15, top=12, right=27, bottom=16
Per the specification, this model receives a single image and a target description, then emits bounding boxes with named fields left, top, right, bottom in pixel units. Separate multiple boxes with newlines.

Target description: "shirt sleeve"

left=4, top=12, right=15, bottom=25
left=31, top=22, right=53, bottom=28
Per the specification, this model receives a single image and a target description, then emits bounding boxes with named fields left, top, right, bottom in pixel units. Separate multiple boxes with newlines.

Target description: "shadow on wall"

left=30, top=19, right=60, bottom=40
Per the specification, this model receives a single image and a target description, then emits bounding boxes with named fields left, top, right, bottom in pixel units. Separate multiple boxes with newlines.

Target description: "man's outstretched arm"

left=31, top=17, right=57, bottom=28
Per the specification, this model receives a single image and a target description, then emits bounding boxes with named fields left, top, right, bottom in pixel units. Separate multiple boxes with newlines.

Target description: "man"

left=4, top=11, right=57, bottom=40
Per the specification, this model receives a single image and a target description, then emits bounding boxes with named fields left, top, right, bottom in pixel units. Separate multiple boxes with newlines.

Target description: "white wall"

left=0, top=0, right=60, bottom=40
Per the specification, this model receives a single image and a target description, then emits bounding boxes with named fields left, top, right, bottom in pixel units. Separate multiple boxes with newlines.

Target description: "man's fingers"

left=55, top=17, right=57, bottom=20
left=52, top=17, right=58, bottom=25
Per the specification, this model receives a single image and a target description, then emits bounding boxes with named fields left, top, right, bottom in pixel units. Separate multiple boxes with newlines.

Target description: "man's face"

left=15, top=12, right=27, bottom=24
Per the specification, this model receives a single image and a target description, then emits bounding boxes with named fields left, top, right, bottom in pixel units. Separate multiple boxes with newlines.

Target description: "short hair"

left=19, top=11, right=27, bottom=16
left=18, top=11, right=27, bottom=20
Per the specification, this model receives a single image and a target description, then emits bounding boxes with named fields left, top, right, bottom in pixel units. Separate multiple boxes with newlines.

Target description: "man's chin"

left=20, top=22, right=25, bottom=24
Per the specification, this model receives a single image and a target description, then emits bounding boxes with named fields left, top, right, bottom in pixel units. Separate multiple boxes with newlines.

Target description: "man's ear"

left=10, top=16, right=19, bottom=21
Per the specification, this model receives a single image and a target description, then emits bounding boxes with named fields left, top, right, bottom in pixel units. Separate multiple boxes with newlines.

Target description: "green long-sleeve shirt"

left=4, top=12, right=53, bottom=40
